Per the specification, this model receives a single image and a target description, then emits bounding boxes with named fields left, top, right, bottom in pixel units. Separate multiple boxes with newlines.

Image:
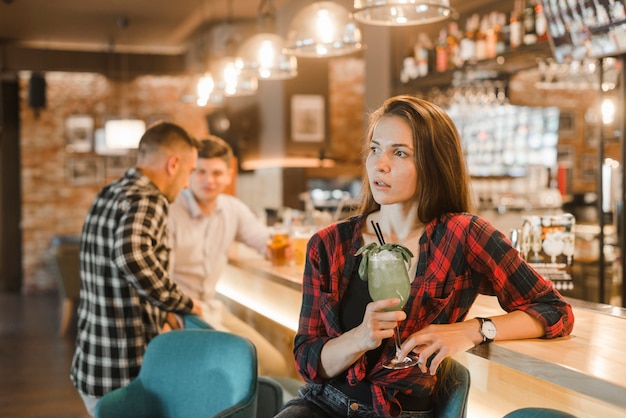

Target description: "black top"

left=330, top=272, right=432, bottom=411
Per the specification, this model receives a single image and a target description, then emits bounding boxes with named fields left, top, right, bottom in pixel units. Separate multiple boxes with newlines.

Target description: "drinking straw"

left=371, top=220, right=386, bottom=245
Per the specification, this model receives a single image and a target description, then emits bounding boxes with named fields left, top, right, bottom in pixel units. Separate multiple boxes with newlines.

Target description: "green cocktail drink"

left=368, top=250, right=411, bottom=312
left=357, top=242, right=420, bottom=369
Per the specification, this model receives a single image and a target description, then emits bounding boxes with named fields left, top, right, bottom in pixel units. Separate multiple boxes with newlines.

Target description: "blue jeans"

left=275, top=383, right=434, bottom=418
left=78, top=391, right=99, bottom=416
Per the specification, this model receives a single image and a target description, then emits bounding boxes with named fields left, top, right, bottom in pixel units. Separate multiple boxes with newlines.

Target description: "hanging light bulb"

left=238, top=0, right=298, bottom=79
left=210, top=57, right=258, bottom=97
left=285, top=1, right=363, bottom=58
left=195, top=73, right=226, bottom=106
left=601, top=97, right=616, bottom=125
left=353, top=0, right=453, bottom=26
left=238, top=33, right=298, bottom=79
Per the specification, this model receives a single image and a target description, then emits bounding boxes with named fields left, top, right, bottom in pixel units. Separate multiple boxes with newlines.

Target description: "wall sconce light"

left=28, top=72, right=46, bottom=119
left=285, top=1, right=363, bottom=58
left=104, top=119, right=146, bottom=150
left=352, top=0, right=453, bottom=26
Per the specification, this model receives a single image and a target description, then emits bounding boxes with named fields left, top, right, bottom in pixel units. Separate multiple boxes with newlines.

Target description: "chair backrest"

left=183, top=313, right=214, bottom=330
left=50, top=235, right=81, bottom=299
left=256, top=376, right=304, bottom=418
left=503, top=407, right=578, bottom=417
left=434, top=358, right=471, bottom=418
left=139, top=330, right=258, bottom=418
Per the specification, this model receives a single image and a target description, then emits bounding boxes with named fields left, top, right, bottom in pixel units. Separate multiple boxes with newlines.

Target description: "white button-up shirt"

left=168, top=189, right=269, bottom=323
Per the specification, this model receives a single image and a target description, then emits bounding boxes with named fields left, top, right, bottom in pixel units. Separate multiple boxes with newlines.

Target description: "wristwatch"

left=477, top=317, right=496, bottom=343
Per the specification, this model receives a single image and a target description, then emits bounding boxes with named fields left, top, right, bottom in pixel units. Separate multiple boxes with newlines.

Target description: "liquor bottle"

left=523, top=0, right=538, bottom=45
left=510, top=0, right=524, bottom=49
left=460, top=14, right=478, bottom=64
left=414, top=33, right=433, bottom=77
left=435, top=28, right=448, bottom=73
left=535, top=1, right=548, bottom=43
left=495, top=12, right=507, bottom=54
left=446, top=21, right=462, bottom=68
left=475, top=15, right=488, bottom=60
left=485, top=11, right=498, bottom=58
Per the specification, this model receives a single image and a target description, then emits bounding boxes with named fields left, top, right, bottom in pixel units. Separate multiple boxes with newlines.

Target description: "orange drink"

left=291, top=225, right=316, bottom=268
left=268, top=229, right=289, bottom=266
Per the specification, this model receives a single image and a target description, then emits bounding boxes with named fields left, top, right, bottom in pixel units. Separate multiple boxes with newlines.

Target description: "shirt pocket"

left=414, top=271, right=471, bottom=324
left=319, top=281, right=341, bottom=332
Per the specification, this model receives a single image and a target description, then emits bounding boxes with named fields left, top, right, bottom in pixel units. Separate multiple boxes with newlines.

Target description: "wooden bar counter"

left=217, top=244, right=626, bottom=417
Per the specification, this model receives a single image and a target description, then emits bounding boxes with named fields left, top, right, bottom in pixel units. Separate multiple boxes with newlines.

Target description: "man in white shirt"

left=169, top=135, right=290, bottom=377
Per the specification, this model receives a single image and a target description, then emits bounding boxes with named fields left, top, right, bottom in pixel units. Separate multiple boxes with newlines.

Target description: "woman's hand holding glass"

left=357, top=242, right=420, bottom=369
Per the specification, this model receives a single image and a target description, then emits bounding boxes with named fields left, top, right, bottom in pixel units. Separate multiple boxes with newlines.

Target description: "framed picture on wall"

left=66, top=156, right=104, bottom=186
left=558, top=110, right=577, bottom=140
left=580, top=154, right=598, bottom=182
left=584, top=122, right=601, bottom=148
left=291, top=94, right=325, bottom=143
left=105, top=154, right=136, bottom=178
left=65, top=114, right=94, bottom=153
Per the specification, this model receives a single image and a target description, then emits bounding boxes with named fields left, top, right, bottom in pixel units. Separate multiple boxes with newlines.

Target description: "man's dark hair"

left=137, top=121, right=200, bottom=158
left=198, top=135, right=234, bottom=166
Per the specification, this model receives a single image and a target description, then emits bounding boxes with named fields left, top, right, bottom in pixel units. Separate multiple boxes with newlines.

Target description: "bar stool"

left=504, top=407, right=578, bottom=417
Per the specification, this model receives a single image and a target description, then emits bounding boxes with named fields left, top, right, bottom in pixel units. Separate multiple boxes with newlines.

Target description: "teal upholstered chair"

left=95, top=330, right=258, bottom=418
left=183, top=313, right=214, bottom=330
left=256, top=376, right=303, bottom=418
left=181, top=313, right=304, bottom=418
left=434, top=358, right=471, bottom=418
left=504, top=407, right=578, bottom=417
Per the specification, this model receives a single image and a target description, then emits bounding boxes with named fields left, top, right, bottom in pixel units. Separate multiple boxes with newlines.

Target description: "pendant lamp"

left=238, top=33, right=298, bottom=79
left=192, top=73, right=224, bottom=107
left=353, top=0, right=453, bottom=26
left=285, top=1, right=363, bottom=58
left=210, top=57, right=258, bottom=97
left=238, top=0, right=298, bottom=79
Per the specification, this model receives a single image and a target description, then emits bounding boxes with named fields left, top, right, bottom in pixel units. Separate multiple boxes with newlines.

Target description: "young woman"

left=276, top=95, right=574, bottom=418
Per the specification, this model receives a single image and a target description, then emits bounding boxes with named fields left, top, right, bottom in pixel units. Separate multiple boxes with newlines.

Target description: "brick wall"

left=19, top=71, right=210, bottom=292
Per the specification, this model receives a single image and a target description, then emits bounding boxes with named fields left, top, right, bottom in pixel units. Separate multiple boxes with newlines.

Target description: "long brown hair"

left=359, top=95, right=472, bottom=222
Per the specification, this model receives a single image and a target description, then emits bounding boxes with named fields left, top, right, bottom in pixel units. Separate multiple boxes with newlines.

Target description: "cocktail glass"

left=367, top=250, right=420, bottom=369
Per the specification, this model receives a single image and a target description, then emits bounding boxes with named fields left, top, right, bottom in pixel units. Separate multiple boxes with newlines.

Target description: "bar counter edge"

left=222, top=245, right=626, bottom=416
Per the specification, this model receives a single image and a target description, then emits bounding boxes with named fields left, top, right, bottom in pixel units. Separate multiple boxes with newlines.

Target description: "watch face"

left=482, top=320, right=497, bottom=339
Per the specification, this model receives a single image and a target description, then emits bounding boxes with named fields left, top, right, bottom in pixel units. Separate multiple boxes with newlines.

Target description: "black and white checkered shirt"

left=71, top=168, right=193, bottom=397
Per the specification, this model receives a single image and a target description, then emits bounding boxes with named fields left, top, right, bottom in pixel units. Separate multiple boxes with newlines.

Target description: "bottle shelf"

left=394, top=41, right=553, bottom=94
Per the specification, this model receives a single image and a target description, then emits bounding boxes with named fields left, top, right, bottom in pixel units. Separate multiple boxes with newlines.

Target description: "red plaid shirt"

left=294, top=213, right=574, bottom=417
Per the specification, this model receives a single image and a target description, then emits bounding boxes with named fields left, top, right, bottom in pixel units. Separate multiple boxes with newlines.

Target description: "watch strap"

left=477, top=317, right=495, bottom=343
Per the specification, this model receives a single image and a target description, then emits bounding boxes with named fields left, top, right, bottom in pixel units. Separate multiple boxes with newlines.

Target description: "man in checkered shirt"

left=70, top=121, right=203, bottom=415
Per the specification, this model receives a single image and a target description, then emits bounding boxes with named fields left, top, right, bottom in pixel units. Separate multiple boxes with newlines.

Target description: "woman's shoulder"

left=436, top=212, right=498, bottom=235
left=312, top=215, right=365, bottom=244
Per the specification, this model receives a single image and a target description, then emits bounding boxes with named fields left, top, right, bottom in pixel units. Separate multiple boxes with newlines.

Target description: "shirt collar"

left=181, top=188, right=223, bottom=218
left=126, top=167, right=161, bottom=195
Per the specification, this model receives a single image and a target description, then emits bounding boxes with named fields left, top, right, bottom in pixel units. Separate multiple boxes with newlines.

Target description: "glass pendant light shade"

left=286, top=1, right=363, bottom=58
left=353, top=0, right=453, bottom=26
left=211, top=57, right=259, bottom=97
left=192, top=73, right=224, bottom=107
left=237, top=33, right=298, bottom=79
